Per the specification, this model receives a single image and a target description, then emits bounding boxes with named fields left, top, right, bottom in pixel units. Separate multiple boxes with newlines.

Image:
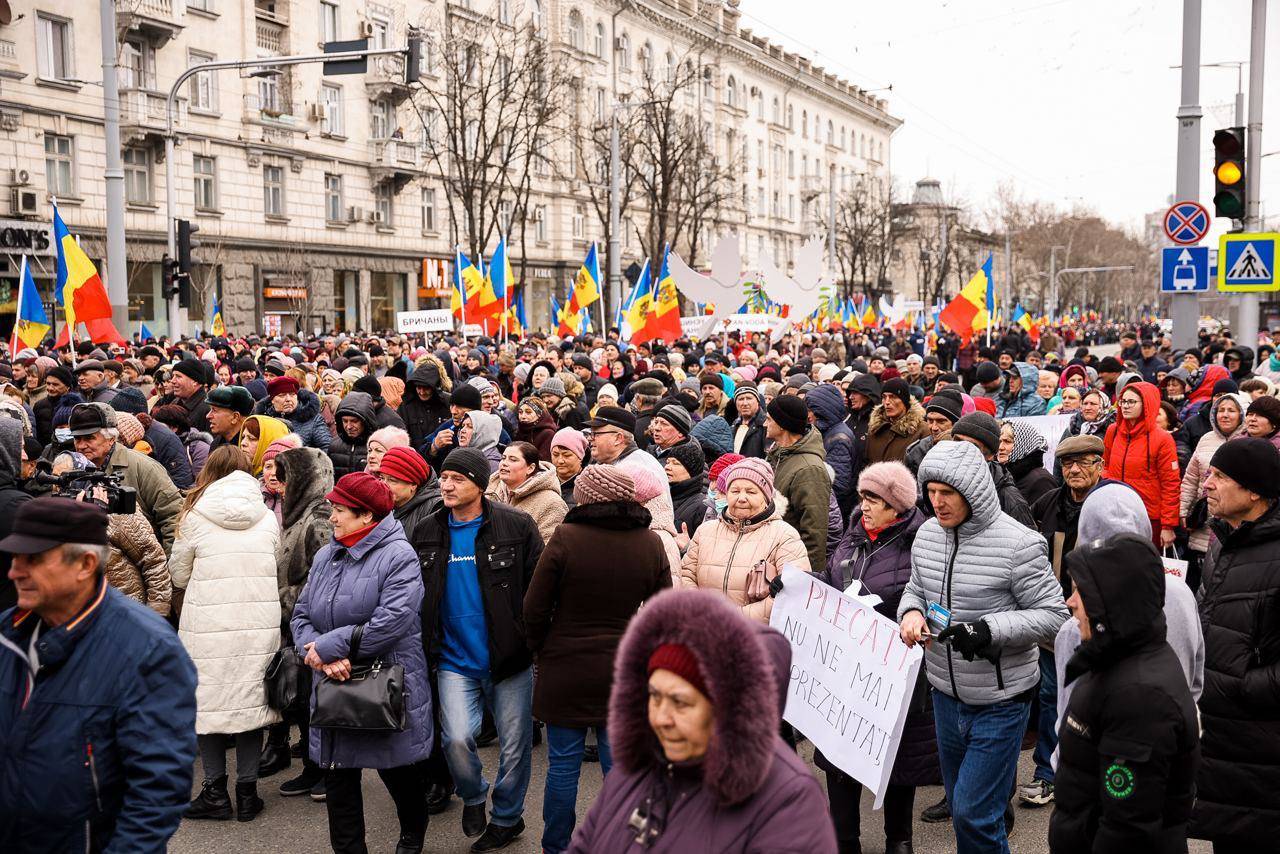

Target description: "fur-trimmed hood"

left=608, top=588, right=782, bottom=806
left=868, top=400, right=926, bottom=437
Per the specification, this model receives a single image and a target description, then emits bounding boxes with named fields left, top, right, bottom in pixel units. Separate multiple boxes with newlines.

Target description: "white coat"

left=171, top=469, right=282, bottom=735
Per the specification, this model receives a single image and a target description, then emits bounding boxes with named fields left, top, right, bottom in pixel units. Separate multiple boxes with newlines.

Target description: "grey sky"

left=743, top=0, right=1279, bottom=237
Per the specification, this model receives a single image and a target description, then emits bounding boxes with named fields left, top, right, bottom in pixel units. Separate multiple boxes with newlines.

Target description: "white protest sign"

left=680, top=315, right=717, bottom=340
left=460, top=323, right=485, bottom=338
left=396, top=309, right=455, bottom=334
left=770, top=565, right=922, bottom=808
left=727, top=313, right=778, bottom=332
left=1005, top=414, right=1074, bottom=462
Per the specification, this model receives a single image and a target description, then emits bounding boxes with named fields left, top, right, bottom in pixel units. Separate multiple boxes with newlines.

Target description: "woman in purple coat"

left=821, top=461, right=940, bottom=854
left=568, top=588, right=836, bottom=853
left=291, top=471, right=432, bottom=854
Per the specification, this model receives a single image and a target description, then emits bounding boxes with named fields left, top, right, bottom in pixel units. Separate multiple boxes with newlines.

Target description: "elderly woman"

left=458, top=409, right=504, bottom=473
left=819, top=462, right=936, bottom=854
left=260, top=434, right=303, bottom=526
left=516, top=397, right=558, bottom=460
left=1049, top=385, right=1082, bottom=415
left=1240, top=394, right=1280, bottom=450
left=999, top=421, right=1056, bottom=507
left=680, top=458, right=809, bottom=623
left=549, top=427, right=587, bottom=507
left=568, top=588, right=836, bottom=853
left=254, top=375, right=332, bottom=452
left=365, top=426, right=411, bottom=475
left=485, top=440, right=567, bottom=545
left=523, top=465, right=672, bottom=854
left=240, top=415, right=291, bottom=476
left=1180, top=393, right=1247, bottom=588
left=291, top=472, right=432, bottom=854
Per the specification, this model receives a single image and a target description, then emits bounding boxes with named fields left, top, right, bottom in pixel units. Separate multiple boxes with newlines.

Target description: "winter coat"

left=997, top=362, right=1048, bottom=417
left=1190, top=501, right=1280, bottom=844
left=1179, top=394, right=1248, bottom=552
left=102, top=441, right=184, bottom=552
left=292, top=512, right=432, bottom=769
left=0, top=420, right=30, bottom=612
left=903, top=431, right=942, bottom=477
left=1103, top=382, right=1180, bottom=530
left=398, top=361, right=452, bottom=448
left=670, top=474, right=710, bottom=539
left=370, top=397, right=406, bottom=431
left=806, top=384, right=857, bottom=516
left=516, top=411, right=558, bottom=460
left=899, top=440, right=1069, bottom=705
left=172, top=388, right=210, bottom=432
left=391, top=476, right=442, bottom=544
left=819, top=506, right=940, bottom=787
left=180, top=429, right=213, bottom=479
left=254, top=388, right=332, bottom=451
left=105, top=509, right=171, bottom=616
left=568, top=589, right=837, bottom=854
left=145, top=422, right=194, bottom=490
left=680, top=503, right=810, bottom=623
left=1007, top=451, right=1057, bottom=508
left=413, top=498, right=544, bottom=683
left=485, top=462, right=567, bottom=545
left=730, top=409, right=768, bottom=459
left=0, top=581, right=197, bottom=853
left=170, top=470, right=282, bottom=735
left=329, top=391, right=377, bottom=479
left=865, top=401, right=929, bottom=465
left=525, top=500, right=671, bottom=727
left=274, top=448, right=334, bottom=633
left=33, top=390, right=70, bottom=446
left=690, top=413, right=734, bottom=460
left=1050, top=537, right=1200, bottom=854
left=767, top=427, right=831, bottom=573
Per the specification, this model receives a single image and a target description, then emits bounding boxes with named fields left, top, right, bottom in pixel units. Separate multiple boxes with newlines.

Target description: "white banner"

left=770, top=566, right=922, bottom=808
left=1006, top=414, right=1074, bottom=462
left=727, top=313, right=778, bottom=332
left=396, top=309, right=455, bottom=333
left=680, top=315, right=717, bottom=340
left=460, top=323, right=485, bottom=338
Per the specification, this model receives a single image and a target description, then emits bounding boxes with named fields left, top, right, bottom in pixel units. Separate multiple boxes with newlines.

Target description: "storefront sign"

left=419, top=257, right=452, bottom=299
left=264, top=286, right=309, bottom=299
left=396, top=309, right=455, bottom=333
left=0, top=219, right=55, bottom=256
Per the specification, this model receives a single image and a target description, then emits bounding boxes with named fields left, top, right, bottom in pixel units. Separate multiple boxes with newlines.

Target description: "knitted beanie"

left=1248, top=394, right=1280, bottom=430
left=720, top=457, right=775, bottom=501
left=654, top=403, right=693, bottom=437
left=326, top=471, right=395, bottom=518
left=379, top=446, right=431, bottom=485
left=766, top=395, right=808, bottom=435
left=440, top=447, right=492, bottom=490
left=857, top=461, right=918, bottom=514
left=647, top=642, right=708, bottom=697
left=262, top=433, right=303, bottom=467
left=951, top=412, right=1003, bottom=457
left=550, top=427, right=588, bottom=461
left=368, top=426, right=411, bottom=451
left=1209, top=437, right=1280, bottom=499
left=708, top=453, right=746, bottom=492
left=628, top=465, right=666, bottom=504
left=664, top=439, right=706, bottom=478
left=115, top=412, right=145, bottom=447
left=573, top=464, right=637, bottom=505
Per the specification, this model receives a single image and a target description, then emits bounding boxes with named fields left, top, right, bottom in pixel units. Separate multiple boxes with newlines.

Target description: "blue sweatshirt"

left=439, top=514, right=490, bottom=679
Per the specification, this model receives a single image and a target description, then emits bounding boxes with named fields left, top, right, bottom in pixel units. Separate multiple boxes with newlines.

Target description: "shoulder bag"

left=264, top=645, right=302, bottom=712
left=310, top=625, right=407, bottom=732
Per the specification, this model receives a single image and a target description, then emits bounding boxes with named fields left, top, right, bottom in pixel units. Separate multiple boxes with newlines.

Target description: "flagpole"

left=501, top=231, right=509, bottom=346
left=9, top=255, right=26, bottom=355
left=455, top=245, right=467, bottom=335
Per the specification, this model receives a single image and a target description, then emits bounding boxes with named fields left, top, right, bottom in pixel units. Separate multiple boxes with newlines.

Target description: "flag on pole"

left=139, top=322, right=155, bottom=342
left=621, top=261, right=652, bottom=342
left=644, top=244, right=682, bottom=343
left=862, top=303, right=877, bottom=328
left=11, top=256, right=50, bottom=352
left=210, top=296, right=226, bottom=337
left=937, top=253, right=995, bottom=343
left=452, top=247, right=485, bottom=323
left=568, top=242, right=602, bottom=316
left=488, top=233, right=514, bottom=336
left=52, top=203, right=125, bottom=346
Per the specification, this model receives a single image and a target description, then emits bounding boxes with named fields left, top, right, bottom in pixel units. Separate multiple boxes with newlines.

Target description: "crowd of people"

left=0, top=317, right=1276, bottom=854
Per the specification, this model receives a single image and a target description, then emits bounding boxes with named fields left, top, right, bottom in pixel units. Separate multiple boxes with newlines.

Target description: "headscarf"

left=243, top=415, right=291, bottom=475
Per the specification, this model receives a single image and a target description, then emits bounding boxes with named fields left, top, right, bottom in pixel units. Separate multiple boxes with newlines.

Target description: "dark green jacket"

left=767, top=427, right=831, bottom=572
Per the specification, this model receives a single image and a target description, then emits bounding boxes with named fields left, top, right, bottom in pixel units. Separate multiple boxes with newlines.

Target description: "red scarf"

left=336, top=520, right=379, bottom=548
left=861, top=515, right=902, bottom=542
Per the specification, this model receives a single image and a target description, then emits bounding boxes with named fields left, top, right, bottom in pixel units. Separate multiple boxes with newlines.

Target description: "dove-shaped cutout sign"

left=756, top=235, right=831, bottom=321
left=665, top=237, right=747, bottom=331
left=878, top=294, right=907, bottom=326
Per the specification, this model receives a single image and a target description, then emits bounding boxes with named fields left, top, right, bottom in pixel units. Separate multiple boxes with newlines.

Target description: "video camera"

left=34, top=469, right=138, bottom=515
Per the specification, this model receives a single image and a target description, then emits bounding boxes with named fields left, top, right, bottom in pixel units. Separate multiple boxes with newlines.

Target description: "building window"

left=421, top=187, right=436, bottom=232
left=497, top=0, right=511, bottom=25
left=371, top=98, right=393, bottom=140
left=193, top=155, right=217, bottom=210
left=263, top=165, right=285, bottom=216
left=827, top=120, right=834, bottom=145
left=787, top=149, right=795, bottom=178
left=594, top=22, right=605, bottom=58
left=567, top=9, right=583, bottom=50
left=258, top=74, right=283, bottom=114
left=640, top=41, right=653, bottom=74
left=530, top=0, right=543, bottom=33
left=801, top=110, right=808, bottom=138
left=188, top=0, right=213, bottom=11
left=665, top=51, right=675, bottom=82
left=320, top=1, right=338, bottom=41
left=725, top=74, right=736, bottom=107
left=120, top=39, right=155, bottom=89
left=36, top=13, right=74, bottom=82
left=123, top=147, right=151, bottom=204
left=324, top=173, right=343, bottom=222
left=772, top=96, right=780, bottom=124
left=321, top=84, right=343, bottom=135
left=44, top=134, right=74, bottom=196
left=375, top=184, right=393, bottom=227
left=788, top=194, right=795, bottom=220
left=594, top=87, right=606, bottom=123
left=572, top=203, right=585, bottom=238
left=370, top=16, right=390, bottom=49
left=617, top=33, right=631, bottom=72
left=755, top=89, right=764, bottom=120
left=702, top=67, right=713, bottom=100
left=756, top=186, right=765, bottom=217
left=189, top=50, right=216, bottom=112
left=535, top=205, right=547, bottom=243
left=786, top=103, right=794, bottom=130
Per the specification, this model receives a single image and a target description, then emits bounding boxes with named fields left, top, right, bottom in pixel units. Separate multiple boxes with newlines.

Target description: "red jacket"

left=1103, top=381, right=1180, bottom=528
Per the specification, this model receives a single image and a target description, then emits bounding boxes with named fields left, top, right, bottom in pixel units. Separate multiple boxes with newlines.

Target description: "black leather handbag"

left=310, top=625, right=407, bottom=732
left=264, top=646, right=302, bottom=711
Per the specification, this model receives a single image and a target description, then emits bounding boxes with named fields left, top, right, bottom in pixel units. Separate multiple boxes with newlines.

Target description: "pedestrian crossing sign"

left=1218, top=233, right=1279, bottom=292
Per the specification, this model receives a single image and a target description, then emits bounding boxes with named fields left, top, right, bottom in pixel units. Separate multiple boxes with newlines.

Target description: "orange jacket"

left=1103, top=381, right=1181, bottom=528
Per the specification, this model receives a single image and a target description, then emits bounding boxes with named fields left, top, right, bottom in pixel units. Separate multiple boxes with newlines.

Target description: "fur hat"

left=720, top=457, right=774, bottom=501
left=857, top=462, right=918, bottom=514
left=573, top=464, right=636, bottom=504
left=1248, top=394, right=1280, bottom=431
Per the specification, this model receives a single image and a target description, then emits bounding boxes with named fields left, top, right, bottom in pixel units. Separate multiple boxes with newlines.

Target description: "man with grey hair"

left=0, top=497, right=197, bottom=851
left=68, top=403, right=183, bottom=551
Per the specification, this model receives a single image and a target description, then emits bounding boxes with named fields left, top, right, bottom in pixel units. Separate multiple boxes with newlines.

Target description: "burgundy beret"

left=326, top=471, right=394, bottom=518
left=267, top=375, right=300, bottom=397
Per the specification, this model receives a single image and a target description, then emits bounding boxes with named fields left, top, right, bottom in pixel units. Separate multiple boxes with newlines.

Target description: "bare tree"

left=274, top=242, right=316, bottom=336
left=834, top=176, right=897, bottom=304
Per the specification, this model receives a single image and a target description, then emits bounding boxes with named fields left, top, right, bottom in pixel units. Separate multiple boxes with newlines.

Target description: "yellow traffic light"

left=1216, top=161, right=1243, bottom=186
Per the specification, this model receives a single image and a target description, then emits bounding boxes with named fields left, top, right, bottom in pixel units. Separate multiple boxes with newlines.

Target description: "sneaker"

left=470, top=818, right=525, bottom=852
left=309, top=779, right=326, bottom=802
left=1017, top=778, right=1054, bottom=807
left=278, top=769, right=323, bottom=798
left=919, top=796, right=950, bottom=823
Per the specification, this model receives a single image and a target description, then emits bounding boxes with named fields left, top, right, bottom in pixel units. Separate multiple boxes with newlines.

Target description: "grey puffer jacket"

left=899, top=440, right=1069, bottom=705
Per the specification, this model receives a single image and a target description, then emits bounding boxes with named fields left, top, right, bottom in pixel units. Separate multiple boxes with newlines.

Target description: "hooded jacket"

left=398, top=360, right=452, bottom=448
left=805, top=384, right=857, bottom=516
left=865, top=400, right=929, bottom=465
left=568, top=589, right=837, bottom=854
left=170, top=470, right=282, bottom=735
left=1102, top=382, right=1180, bottom=530
left=1224, top=345, right=1255, bottom=382
left=670, top=472, right=710, bottom=538
left=105, top=509, right=172, bottom=616
left=516, top=410, right=558, bottom=460
left=254, top=387, right=332, bottom=451
left=899, top=440, right=1069, bottom=704
left=0, top=419, right=31, bottom=611
left=997, top=362, right=1048, bottom=417
left=329, top=391, right=377, bottom=478
left=274, top=447, right=334, bottom=633
left=484, top=461, right=567, bottom=545
left=1190, top=499, right=1280, bottom=843
left=767, top=427, right=831, bottom=572
left=1179, top=393, right=1248, bottom=552
left=1049, top=535, right=1200, bottom=854
left=1179, top=364, right=1231, bottom=451
left=730, top=408, right=768, bottom=460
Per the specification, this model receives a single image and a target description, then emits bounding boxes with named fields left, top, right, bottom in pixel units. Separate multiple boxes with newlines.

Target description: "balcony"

left=119, top=88, right=186, bottom=145
left=255, top=0, right=289, bottom=25
left=369, top=139, right=421, bottom=190
left=366, top=54, right=411, bottom=105
left=799, top=174, right=823, bottom=201
left=0, top=39, right=23, bottom=81
left=116, top=0, right=184, bottom=47
left=257, top=20, right=286, bottom=54
left=243, top=91, right=297, bottom=126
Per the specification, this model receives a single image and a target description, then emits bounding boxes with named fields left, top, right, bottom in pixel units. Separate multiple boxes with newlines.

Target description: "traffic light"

left=1212, top=127, right=1246, bottom=220
left=176, top=219, right=198, bottom=309
left=405, top=30, right=422, bottom=84
left=161, top=254, right=179, bottom=300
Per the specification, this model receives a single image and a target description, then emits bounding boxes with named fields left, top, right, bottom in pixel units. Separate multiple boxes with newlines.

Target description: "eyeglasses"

left=588, top=428, right=624, bottom=439
left=1060, top=457, right=1101, bottom=471
left=1118, top=399, right=1140, bottom=407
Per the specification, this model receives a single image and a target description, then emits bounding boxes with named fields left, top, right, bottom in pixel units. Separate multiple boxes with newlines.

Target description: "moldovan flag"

left=644, top=244, right=682, bottom=343
left=621, top=260, right=653, bottom=343
left=452, top=247, right=486, bottom=322
left=11, top=256, right=50, bottom=351
left=938, top=253, right=994, bottom=343
left=52, top=203, right=125, bottom=346
left=862, top=304, right=877, bottom=328
left=210, top=296, right=226, bottom=337
left=487, top=233, right=514, bottom=335
left=567, top=242, right=601, bottom=315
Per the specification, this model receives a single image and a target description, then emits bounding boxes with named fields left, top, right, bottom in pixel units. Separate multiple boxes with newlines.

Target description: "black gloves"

left=768, top=574, right=785, bottom=599
left=938, top=619, right=993, bottom=662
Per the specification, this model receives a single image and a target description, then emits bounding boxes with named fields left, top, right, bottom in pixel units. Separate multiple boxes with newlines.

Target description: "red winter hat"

left=647, top=642, right=708, bottom=698
left=326, top=471, right=394, bottom=518
left=707, top=452, right=745, bottom=491
left=379, top=446, right=430, bottom=486
left=267, top=375, right=300, bottom=396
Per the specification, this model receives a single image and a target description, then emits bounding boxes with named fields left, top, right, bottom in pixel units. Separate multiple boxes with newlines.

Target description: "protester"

left=401, top=358, right=453, bottom=449
left=1179, top=392, right=1248, bottom=589
left=548, top=427, right=587, bottom=507
left=730, top=384, right=769, bottom=458
left=207, top=384, right=254, bottom=449
left=1001, top=420, right=1056, bottom=507
left=486, top=441, right=567, bottom=545
left=330, top=392, right=379, bottom=479
left=664, top=438, right=709, bottom=537
left=0, top=418, right=31, bottom=609
left=765, top=395, right=831, bottom=572
left=805, top=383, right=857, bottom=517
left=256, top=375, right=332, bottom=451
left=516, top=397, right=558, bottom=460
left=866, top=378, right=929, bottom=464
left=1103, top=382, right=1180, bottom=548
left=950, top=412, right=1035, bottom=526
left=997, top=362, right=1047, bottom=417
left=905, top=388, right=962, bottom=475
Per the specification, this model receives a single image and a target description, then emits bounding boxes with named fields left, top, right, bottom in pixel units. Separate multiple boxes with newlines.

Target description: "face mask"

left=707, top=485, right=727, bottom=514
left=55, top=427, right=72, bottom=443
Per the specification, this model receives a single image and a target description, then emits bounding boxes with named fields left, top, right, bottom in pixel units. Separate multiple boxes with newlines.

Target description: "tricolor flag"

left=937, top=253, right=995, bottom=343
left=644, top=244, right=682, bottom=343
left=488, top=233, right=514, bottom=335
left=451, top=247, right=486, bottom=323
left=621, top=260, right=652, bottom=343
left=567, top=242, right=602, bottom=316
left=210, top=296, right=226, bottom=337
left=52, top=202, right=125, bottom=346
left=10, top=256, right=50, bottom=352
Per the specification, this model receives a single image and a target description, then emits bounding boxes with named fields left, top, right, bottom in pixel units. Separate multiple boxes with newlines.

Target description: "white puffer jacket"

left=171, top=469, right=282, bottom=734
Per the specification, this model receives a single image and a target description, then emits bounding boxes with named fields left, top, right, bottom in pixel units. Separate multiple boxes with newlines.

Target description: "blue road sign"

left=1163, top=202, right=1211, bottom=245
left=1218, top=233, right=1279, bottom=292
left=1161, top=246, right=1209, bottom=293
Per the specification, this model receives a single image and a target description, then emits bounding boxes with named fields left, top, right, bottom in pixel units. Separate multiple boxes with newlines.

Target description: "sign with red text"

left=770, top=565, right=923, bottom=808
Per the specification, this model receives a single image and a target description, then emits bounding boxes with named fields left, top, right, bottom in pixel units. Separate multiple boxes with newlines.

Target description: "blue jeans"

left=1032, top=649, right=1058, bottom=784
left=933, top=691, right=1029, bottom=854
left=541, top=726, right=612, bottom=854
left=437, top=667, right=533, bottom=827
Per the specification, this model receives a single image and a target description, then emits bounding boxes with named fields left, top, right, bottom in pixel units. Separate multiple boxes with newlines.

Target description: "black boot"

left=185, top=776, right=233, bottom=821
left=235, top=781, right=265, bottom=822
left=426, top=782, right=454, bottom=814
left=258, top=743, right=291, bottom=779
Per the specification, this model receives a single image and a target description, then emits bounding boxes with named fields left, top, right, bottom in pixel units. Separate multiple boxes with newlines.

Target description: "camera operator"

left=68, top=403, right=183, bottom=552
left=45, top=452, right=172, bottom=616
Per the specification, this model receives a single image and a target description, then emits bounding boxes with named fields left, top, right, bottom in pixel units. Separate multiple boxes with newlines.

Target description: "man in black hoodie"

left=400, top=360, right=452, bottom=448
left=1049, top=534, right=1199, bottom=853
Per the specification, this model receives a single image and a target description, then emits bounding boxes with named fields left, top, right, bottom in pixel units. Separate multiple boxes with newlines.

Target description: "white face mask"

left=55, top=427, right=72, bottom=443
